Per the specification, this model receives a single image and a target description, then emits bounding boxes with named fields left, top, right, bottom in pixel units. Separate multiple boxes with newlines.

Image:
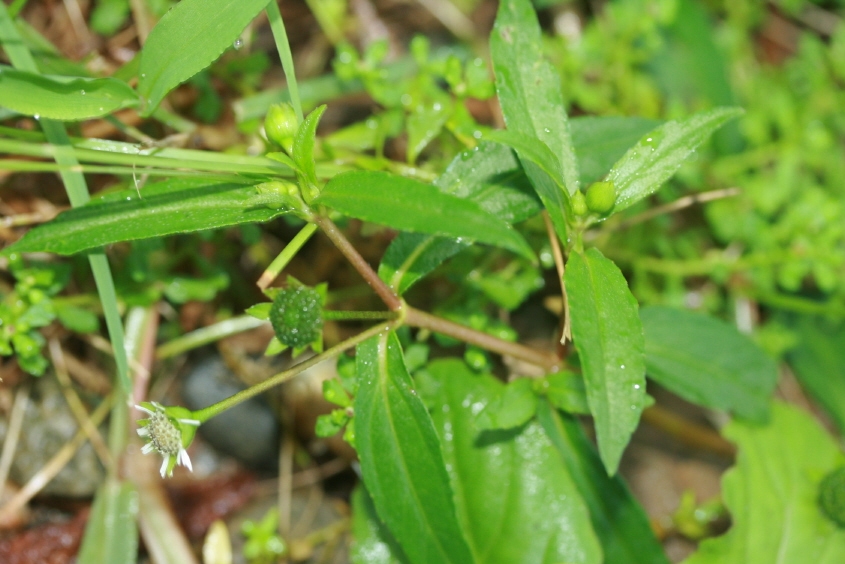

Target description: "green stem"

left=323, top=310, right=399, bottom=321
left=191, top=321, right=398, bottom=423
left=156, top=315, right=267, bottom=360
left=266, top=0, right=303, bottom=123
left=257, top=222, right=318, bottom=289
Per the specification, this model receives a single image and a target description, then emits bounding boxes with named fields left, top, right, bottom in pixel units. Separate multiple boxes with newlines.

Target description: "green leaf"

left=536, top=402, right=669, bottom=564
left=0, top=68, right=138, bottom=120
left=641, top=306, right=778, bottom=423
left=3, top=178, right=292, bottom=256
left=354, top=333, right=475, bottom=564
left=316, top=170, right=535, bottom=261
left=684, top=403, right=845, bottom=564
left=490, top=0, right=579, bottom=241
left=55, top=303, right=100, bottom=333
left=378, top=142, right=540, bottom=294
left=541, top=370, right=590, bottom=415
left=137, top=0, right=269, bottom=114
left=484, top=130, right=564, bottom=191
left=476, top=377, right=537, bottom=431
left=77, top=479, right=139, bottom=564
left=569, top=116, right=662, bottom=185
left=351, top=485, right=409, bottom=564
left=564, top=248, right=646, bottom=475
left=785, top=314, right=845, bottom=434
left=420, top=359, right=601, bottom=564
left=407, top=98, right=452, bottom=164
left=607, top=107, right=743, bottom=212
left=292, top=104, right=327, bottom=202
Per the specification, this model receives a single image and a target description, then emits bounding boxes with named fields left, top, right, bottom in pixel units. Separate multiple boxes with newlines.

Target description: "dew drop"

left=620, top=364, right=626, bottom=370
left=633, top=384, right=641, bottom=390
left=233, top=39, right=243, bottom=50
left=80, top=89, right=86, bottom=95
left=432, top=102, right=442, bottom=111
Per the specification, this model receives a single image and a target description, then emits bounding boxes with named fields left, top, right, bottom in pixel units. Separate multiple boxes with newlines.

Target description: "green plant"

left=2, top=0, right=844, bottom=562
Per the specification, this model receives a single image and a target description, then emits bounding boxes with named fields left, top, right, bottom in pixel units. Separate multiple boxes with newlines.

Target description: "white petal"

left=135, top=404, right=155, bottom=416
left=141, top=443, right=155, bottom=455
left=160, top=458, right=169, bottom=478
left=179, top=449, right=193, bottom=473
left=137, top=427, right=149, bottom=437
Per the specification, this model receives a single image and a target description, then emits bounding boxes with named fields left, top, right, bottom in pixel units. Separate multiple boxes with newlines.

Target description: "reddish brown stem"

left=315, top=214, right=563, bottom=372
left=405, top=307, right=560, bottom=372
left=313, top=215, right=403, bottom=311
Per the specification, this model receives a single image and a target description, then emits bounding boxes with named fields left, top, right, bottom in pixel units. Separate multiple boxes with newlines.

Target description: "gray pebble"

left=181, top=355, right=280, bottom=470
left=0, top=376, right=104, bottom=497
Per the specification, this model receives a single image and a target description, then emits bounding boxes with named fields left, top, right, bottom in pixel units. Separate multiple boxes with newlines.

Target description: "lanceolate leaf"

left=316, top=170, right=535, bottom=261
left=292, top=104, right=327, bottom=201
left=641, top=306, right=778, bottom=423
left=565, top=248, right=646, bottom=475
left=77, top=479, right=139, bottom=564
left=484, top=130, right=564, bottom=192
left=351, top=485, right=409, bottom=564
left=355, top=334, right=475, bottom=564
left=137, top=0, right=269, bottom=114
left=569, top=116, right=662, bottom=185
left=684, top=403, right=845, bottom=564
left=491, top=0, right=579, bottom=241
left=420, top=360, right=601, bottom=564
left=0, top=68, right=138, bottom=120
left=378, top=142, right=539, bottom=294
left=2, top=178, right=293, bottom=256
left=607, top=107, right=743, bottom=212
left=536, top=402, right=669, bottom=564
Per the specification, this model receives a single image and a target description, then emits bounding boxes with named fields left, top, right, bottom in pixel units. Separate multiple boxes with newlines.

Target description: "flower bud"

left=264, top=103, right=299, bottom=154
left=570, top=190, right=588, bottom=216
left=585, top=181, right=616, bottom=215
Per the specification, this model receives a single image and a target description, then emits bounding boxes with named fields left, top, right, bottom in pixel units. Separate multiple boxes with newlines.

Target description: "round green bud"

left=570, top=190, right=588, bottom=216
left=585, top=181, right=617, bottom=215
left=264, top=103, right=300, bottom=154
left=819, top=466, right=845, bottom=528
left=269, top=286, right=323, bottom=349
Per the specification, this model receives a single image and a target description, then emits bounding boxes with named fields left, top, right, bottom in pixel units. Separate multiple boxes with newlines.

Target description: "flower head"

left=135, top=402, right=200, bottom=478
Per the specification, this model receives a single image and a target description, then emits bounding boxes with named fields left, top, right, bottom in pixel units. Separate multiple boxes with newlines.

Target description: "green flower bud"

left=819, top=466, right=845, bottom=528
left=585, top=181, right=617, bottom=215
left=264, top=103, right=299, bottom=154
left=570, top=190, right=588, bottom=216
left=269, top=286, right=323, bottom=349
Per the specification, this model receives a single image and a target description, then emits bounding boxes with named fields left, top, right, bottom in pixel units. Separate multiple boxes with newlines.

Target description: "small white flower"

left=135, top=402, right=200, bottom=478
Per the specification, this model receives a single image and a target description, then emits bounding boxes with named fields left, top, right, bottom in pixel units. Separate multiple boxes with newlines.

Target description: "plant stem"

left=405, top=307, right=560, bottom=372
left=313, top=215, right=403, bottom=311
left=191, top=321, right=398, bottom=423
left=314, top=213, right=563, bottom=371
left=156, top=315, right=267, bottom=360
left=257, top=222, right=319, bottom=290
left=323, top=310, right=399, bottom=321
